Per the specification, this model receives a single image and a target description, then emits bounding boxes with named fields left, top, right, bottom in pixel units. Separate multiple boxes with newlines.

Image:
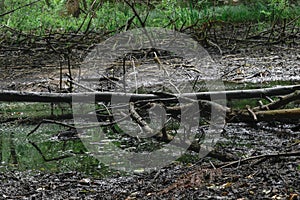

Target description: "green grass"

left=1, top=0, right=300, bottom=35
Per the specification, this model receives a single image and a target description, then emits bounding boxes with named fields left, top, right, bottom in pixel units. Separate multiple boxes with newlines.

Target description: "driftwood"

left=1, top=84, right=300, bottom=103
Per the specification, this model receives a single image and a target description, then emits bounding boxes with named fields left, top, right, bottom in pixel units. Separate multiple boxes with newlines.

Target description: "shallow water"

left=0, top=109, right=299, bottom=177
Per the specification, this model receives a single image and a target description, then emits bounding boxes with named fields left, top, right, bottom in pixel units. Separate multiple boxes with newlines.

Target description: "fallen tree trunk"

left=229, top=108, right=300, bottom=123
left=0, top=84, right=299, bottom=103
left=255, top=108, right=300, bottom=121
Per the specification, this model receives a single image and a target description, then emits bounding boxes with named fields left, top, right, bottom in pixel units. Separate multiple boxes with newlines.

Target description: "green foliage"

left=148, top=0, right=200, bottom=28
left=211, top=4, right=258, bottom=22
left=93, top=2, right=133, bottom=31
left=0, top=0, right=299, bottom=36
left=259, top=0, right=300, bottom=22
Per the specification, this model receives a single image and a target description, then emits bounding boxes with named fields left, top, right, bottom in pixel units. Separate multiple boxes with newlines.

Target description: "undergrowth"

left=0, top=0, right=299, bottom=35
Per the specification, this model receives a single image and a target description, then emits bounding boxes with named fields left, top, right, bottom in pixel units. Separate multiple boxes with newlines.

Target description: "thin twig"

left=27, top=119, right=75, bottom=137
left=0, top=0, right=42, bottom=17
left=246, top=105, right=257, bottom=121
left=220, top=151, right=300, bottom=169
left=28, top=140, right=73, bottom=162
left=69, top=79, right=96, bottom=92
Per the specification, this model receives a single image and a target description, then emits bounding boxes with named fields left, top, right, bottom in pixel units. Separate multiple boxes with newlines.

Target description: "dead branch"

left=254, top=90, right=300, bottom=111
left=27, top=119, right=75, bottom=137
left=227, top=90, right=300, bottom=123
left=219, top=150, right=300, bottom=168
left=28, top=140, right=73, bottom=162
left=246, top=105, right=257, bottom=121
left=129, top=102, right=154, bottom=135
left=124, top=0, right=146, bottom=27
left=1, top=84, right=299, bottom=103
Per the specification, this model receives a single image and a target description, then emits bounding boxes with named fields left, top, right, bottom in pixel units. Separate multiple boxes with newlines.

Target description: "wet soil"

left=1, top=25, right=300, bottom=199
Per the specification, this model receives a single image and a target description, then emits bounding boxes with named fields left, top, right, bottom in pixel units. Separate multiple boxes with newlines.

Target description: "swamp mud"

left=0, top=24, right=300, bottom=199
